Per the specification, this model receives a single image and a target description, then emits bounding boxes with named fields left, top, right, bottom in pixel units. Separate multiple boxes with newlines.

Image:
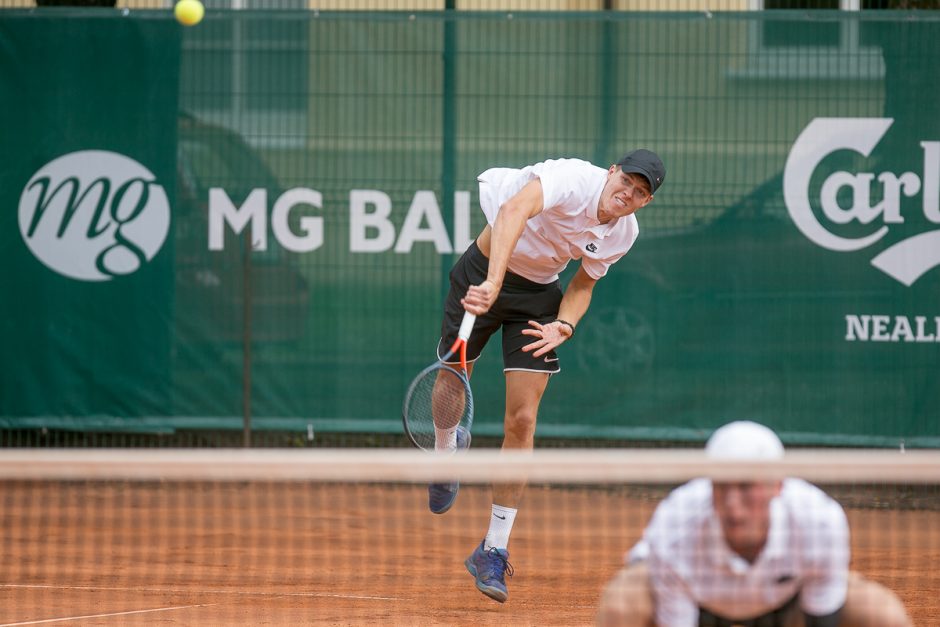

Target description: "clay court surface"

left=2, top=481, right=937, bottom=626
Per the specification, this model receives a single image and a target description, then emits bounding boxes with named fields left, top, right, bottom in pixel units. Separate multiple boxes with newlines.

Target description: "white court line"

left=0, top=583, right=404, bottom=602
left=0, top=603, right=219, bottom=626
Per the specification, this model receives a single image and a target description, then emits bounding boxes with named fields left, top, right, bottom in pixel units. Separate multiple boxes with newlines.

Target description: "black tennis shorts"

left=438, top=241, right=563, bottom=374
left=698, top=593, right=801, bottom=627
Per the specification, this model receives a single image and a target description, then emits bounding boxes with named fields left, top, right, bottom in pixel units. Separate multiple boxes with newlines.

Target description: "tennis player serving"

left=428, top=150, right=665, bottom=603
left=596, top=421, right=912, bottom=627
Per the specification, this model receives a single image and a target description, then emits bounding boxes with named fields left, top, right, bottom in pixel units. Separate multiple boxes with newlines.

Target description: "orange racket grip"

left=448, top=312, right=476, bottom=373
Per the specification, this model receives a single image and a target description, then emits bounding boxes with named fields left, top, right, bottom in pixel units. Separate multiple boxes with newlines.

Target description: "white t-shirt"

left=477, top=158, right=639, bottom=284
left=628, top=478, right=850, bottom=626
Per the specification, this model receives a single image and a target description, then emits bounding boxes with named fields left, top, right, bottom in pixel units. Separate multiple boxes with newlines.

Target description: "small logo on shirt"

left=586, top=242, right=598, bottom=253
left=775, top=574, right=795, bottom=584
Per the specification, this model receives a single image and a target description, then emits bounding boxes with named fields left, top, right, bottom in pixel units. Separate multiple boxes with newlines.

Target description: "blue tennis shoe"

left=464, top=540, right=514, bottom=603
left=427, top=425, right=471, bottom=514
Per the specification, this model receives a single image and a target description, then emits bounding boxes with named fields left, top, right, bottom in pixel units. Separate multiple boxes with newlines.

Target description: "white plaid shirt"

left=629, top=478, right=850, bottom=626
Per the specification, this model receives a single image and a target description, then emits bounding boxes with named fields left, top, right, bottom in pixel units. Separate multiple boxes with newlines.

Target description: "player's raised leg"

left=428, top=362, right=475, bottom=515
left=431, top=365, right=471, bottom=453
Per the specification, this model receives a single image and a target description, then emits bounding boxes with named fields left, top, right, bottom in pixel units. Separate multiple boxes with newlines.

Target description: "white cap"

left=705, top=421, right=784, bottom=461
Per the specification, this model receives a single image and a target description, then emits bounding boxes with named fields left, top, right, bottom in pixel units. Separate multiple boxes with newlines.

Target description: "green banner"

left=0, top=14, right=181, bottom=424
left=1, top=10, right=938, bottom=446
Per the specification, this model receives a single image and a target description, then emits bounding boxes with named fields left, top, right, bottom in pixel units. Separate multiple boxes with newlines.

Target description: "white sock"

left=434, top=426, right=458, bottom=452
left=483, top=504, right=518, bottom=550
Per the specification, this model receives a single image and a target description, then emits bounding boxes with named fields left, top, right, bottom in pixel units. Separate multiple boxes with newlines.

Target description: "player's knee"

left=596, top=582, right=631, bottom=626
left=844, top=575, right=912, bottom=627
left=504, top=409, right=538, bottom=439
left=887, top=611, right=913, bottom=627
left=596, top=599, right=621, bottom=626
left=851, top=608, right=912, bottom=627
left=596, top=594, right=652, bottom=627
left=596, top=567, right=653, bottom=627
left=876, top=599, right=913, bottom=627
left=596, top=605, right=628, bottom=627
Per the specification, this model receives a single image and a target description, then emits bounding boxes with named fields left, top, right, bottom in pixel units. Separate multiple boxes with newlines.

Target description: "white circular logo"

left=18, top=150, right=171, bottom=281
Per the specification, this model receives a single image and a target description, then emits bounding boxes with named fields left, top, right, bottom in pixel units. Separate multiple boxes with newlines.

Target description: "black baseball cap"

left=617, top=149, right=665, bottom=194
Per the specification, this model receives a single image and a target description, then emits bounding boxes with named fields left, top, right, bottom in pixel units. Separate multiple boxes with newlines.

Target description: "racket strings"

left=404, top=366, right=472, bottom=451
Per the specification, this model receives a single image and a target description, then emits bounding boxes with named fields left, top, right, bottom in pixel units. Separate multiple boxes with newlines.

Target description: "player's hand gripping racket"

left=402, top=312, right=476, bottom=452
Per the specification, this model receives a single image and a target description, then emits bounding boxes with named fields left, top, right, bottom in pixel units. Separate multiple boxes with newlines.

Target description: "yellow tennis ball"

left=174, top=0, right=204, bottom=27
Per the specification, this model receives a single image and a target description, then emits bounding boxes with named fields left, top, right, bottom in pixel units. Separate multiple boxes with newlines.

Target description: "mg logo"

left=784, top=118, right=940, bottom=286
left=18, top=150, right=171, bottom=281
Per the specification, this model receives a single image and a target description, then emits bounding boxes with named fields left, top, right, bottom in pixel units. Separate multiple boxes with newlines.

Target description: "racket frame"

left=402, top=312, right=476, bottom=451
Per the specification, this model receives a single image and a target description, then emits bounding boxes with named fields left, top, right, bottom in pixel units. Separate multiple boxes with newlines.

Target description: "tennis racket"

left=402, top=311, right=476, bottom=452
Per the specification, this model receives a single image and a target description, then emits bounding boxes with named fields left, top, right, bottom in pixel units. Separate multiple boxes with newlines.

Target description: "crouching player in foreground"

left=597, top=421, right=912, bottom=627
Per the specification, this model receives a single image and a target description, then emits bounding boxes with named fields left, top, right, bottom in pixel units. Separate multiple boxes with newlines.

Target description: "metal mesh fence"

left=1, top=449, right=938, bottom=623
left=1, top=4, right=938, bottom=447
